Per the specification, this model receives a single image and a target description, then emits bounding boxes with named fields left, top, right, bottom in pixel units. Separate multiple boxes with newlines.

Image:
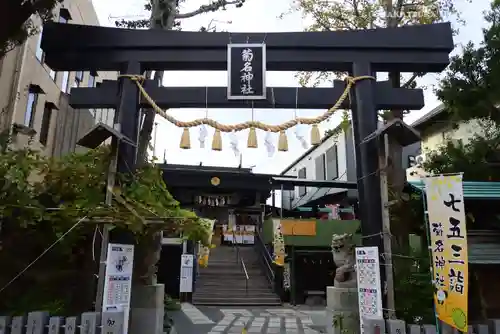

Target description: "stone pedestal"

left=129, top=284, right=165, bottom=334
left=326, top=286, right=360, bottom=334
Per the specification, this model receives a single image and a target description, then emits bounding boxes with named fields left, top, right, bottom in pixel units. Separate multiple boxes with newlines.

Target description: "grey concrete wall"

left=0, top=310, right=125, bottom=334
left=362, top=317, right=499, bottom=334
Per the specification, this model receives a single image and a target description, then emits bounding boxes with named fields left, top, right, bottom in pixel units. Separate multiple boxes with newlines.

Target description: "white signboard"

left=355, top=246, right=383, bottom=334
left=180, top=254, right=194, bottom=293
left=103, top=243, right=134, bottom=334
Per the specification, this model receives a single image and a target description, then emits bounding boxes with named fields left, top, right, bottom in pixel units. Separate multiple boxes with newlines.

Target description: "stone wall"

left=0, top=310, right=124, bottom=334
left=362, top=318, right=500, bottom=334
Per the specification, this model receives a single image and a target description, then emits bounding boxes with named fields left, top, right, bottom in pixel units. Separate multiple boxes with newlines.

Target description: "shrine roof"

left=409, top=180, right=500, bottom=199
left=158, top=163, right=293, bottom=191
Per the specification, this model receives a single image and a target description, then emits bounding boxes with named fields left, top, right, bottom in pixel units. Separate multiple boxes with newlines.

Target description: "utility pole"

left=94, top=62, right=141, bottom=312
left=94, top=132, right=119, bottom=312
left=371, top=119, right=421, bottom=319
left=379, top=133, right=396, bottom=318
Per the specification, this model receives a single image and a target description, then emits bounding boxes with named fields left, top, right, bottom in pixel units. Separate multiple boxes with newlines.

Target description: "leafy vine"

left=0, top=139, right=210, bottom=312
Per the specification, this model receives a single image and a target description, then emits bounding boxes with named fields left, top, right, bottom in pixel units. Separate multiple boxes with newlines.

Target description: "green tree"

left=286, top=0, right=469, bottom=317
left=427, top=0, right=500, bottom=177
left=286, top=0, right=469, bottom=249
left=420, top=2, right=500, bottom=320
left=0, top=0, right=62, bottom=57
left=0, top=143, right=211, bottom=312
left=436, top=0, right=500, bottom=125
left=423, top=122, right=500, bottom=181
left=110, top=0, right=246, bottom=287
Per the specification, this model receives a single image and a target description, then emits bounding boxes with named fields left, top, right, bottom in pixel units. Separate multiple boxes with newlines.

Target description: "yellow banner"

left=424, top=175, right=468, bottom=331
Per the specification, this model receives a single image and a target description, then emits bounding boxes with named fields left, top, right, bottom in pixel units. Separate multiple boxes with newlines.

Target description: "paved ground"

left=169, top=304, right=327, bottom=334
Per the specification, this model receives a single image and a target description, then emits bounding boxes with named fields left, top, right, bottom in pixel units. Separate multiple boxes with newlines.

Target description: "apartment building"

left=0, top=0, right=116, bottom=157
left=406, top=104, right=483, bottom=180
left=280, top=125, right=358, bottom=211
left=281, top=123, right=420, bottom=211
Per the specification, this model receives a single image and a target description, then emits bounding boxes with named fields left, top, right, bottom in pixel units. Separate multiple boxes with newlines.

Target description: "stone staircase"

left=192, top=245, right=282, bottom=306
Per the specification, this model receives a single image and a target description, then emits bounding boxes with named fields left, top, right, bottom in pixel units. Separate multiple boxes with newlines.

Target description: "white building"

left=281, top=122, right=421, bottom=211
left=280, top=125, right=358, bottom=211
left=406, top=104, right=483, bottom=180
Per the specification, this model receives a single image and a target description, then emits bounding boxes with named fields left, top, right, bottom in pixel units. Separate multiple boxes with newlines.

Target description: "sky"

left=91, top=0, right=491, bottom=175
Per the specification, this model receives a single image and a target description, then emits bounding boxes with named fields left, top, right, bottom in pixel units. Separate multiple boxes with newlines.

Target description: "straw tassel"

left=179, top=128, right=191, bottom=149
left=247, top=127, right=258, bottom=148
left=212, top=129, right=222, bottom=151
left=311, top=124, right=321, bottom=145
left=278, top=130, right=288, bottom=152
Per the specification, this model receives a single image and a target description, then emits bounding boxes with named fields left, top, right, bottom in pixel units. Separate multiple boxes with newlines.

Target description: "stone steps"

left=196, top=279, right=271, bottom=288
left=193, top=245, right=281, bottom=306
left=193, top=290, right=276, bottom=297
left=191, top=295, right=281, bottom=306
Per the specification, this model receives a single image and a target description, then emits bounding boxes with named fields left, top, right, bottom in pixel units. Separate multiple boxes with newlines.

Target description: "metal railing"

left=254, top=228, right=275, bottom=286
left=231, top=230, right=240, bottom=262
left=231, top=230, right=249, bottom=294
left=241, top=257, right=249, bottom=295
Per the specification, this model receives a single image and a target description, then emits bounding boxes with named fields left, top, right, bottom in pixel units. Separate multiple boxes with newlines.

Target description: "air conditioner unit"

left=415, top=154, right=425, bottom=166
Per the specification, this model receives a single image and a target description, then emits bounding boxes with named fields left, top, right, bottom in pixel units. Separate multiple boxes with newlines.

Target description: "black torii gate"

left=41, top=21, right=454, bottom=308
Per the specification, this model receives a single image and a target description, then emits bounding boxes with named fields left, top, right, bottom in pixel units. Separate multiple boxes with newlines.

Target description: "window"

left=326, top=145, right=339, bottom=179
left=59, top=8, right=71, bottom=23
left=61, top=71, right=69, bottom=93
left=35, top=27, right=58, bottom=79
left=24, top=88, right=39, bottom=128
left=74, top=71, right=83, bottom=87
left=88, top=71, right=97, bottom=87
left=39, top=103, right=54, bottom=146
left=35, top=28, right=44, bottom=62
left=408, top=155, right=417, bottom=168
left=298, top=167, right=307, bottom=197
left=315, top=154, right=326, bottom=180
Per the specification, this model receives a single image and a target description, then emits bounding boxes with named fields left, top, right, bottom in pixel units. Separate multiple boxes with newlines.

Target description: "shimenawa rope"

left=117, top=74, right=375, bottom=150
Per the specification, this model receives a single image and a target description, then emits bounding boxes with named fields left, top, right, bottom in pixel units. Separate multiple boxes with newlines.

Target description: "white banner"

left=355, top=246, right=383, bottom=334
left=180, top=254, right=194, bottom=293
left=103, top=243, right=134, bottom=334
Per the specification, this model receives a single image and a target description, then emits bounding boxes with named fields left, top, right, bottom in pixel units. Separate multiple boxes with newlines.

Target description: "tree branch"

left=351, top=0, right=361, bottom=19
left=402, top=73, right=418, bottom=88
left=175, top=0, right=244, bottom=19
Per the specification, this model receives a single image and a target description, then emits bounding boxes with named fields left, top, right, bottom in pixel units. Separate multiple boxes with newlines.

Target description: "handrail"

left=231, top=230, right=240, bottom=262
left=254, top=228, right=275, bottom=285
left=240, top=257, right=249, bottom=295
left=230, top=228, right=249, bottom=294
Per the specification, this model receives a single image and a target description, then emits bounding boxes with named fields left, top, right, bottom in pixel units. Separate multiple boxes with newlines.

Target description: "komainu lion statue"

left=331, top=233, right=357, bottom=288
